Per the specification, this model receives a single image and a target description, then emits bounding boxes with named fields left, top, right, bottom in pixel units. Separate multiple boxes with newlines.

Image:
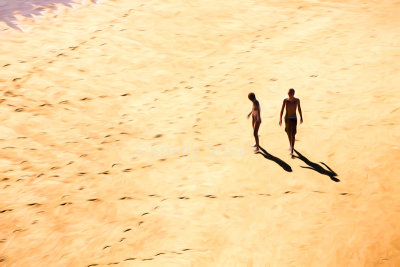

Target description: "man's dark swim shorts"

left=285, top=117, right=297, bottom=135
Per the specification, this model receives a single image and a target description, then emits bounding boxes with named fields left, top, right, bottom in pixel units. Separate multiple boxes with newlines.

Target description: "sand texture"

left=0, top=0, right=400, bottom=266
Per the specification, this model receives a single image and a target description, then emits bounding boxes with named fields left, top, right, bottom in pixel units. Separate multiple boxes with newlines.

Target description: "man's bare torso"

left=285, top=97, right=299, bottom=118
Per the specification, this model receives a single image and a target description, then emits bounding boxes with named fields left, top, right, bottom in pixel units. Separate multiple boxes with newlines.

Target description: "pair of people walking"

left=247, top=89, right=303, bottom=156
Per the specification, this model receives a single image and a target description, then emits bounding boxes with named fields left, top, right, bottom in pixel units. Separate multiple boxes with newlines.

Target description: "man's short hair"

left=288, top=88, right=295, bottom=95
left=248, top=92, right=255, bottom=100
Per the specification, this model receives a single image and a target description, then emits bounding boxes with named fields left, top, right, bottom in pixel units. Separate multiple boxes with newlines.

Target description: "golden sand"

left=0, top=0, right=399, bottom=266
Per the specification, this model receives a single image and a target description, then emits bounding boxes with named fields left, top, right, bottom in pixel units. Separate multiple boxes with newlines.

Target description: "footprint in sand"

left=87, top=199, right=99, bottom=202
left=39, top=103, right=53, bottom=107
left=4, top=91, right=17, bottom=97
left=178, top=196, right=190, bottom=200
left=119, top=196, right=132, bottom=200
left=60, top=202, right=72, bottom=206
left=103, top=245, right=111, bottom=250
left=204, top=195, right=216, bottom=198
left=141, top=212, right=149, bottom=216
left=284, top=191, right=295, bottom=194
left=232, top=195, right=244, bottom=198
left=155, top=252, right=165, bottom=256
left=124, top=258, right=135, bottom=261
left=142, top=165, right=152, bottom=169
left=123, top=228, right=131, bottom=232
left=0, top=209, right=13, bottom=213
left=27, top=203, right=41, bottom=207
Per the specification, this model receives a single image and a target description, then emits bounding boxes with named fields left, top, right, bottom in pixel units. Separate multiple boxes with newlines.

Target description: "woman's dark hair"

left=248, top=92, right=255, bottom=100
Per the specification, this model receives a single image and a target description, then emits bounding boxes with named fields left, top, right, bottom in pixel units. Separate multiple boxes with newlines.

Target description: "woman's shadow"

left=257, top=146, right=292, bottom=172
left=293, top=149, right=340, bottom=182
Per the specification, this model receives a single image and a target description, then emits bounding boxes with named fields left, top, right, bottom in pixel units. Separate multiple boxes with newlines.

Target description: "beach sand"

left=0, top=0, right=400, bottom=266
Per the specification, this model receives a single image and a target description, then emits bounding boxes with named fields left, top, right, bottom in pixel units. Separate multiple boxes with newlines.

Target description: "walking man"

left=279, top=88, right=303, bottom=156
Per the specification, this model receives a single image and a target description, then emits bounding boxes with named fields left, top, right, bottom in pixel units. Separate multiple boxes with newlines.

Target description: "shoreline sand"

left=1, top=0, right=399, bottom=266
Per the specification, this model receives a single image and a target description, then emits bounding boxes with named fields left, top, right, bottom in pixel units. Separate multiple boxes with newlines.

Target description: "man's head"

left=248, top=92, right=256, bottom=101
left=288, top=88, right=295, bottom=97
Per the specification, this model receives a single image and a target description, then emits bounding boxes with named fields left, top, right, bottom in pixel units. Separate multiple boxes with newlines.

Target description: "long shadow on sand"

left=293, top=149, right=339, bottom=182
left=0, top=0, right=97, bottom=31
left=257, top=146, right=292, bottom=172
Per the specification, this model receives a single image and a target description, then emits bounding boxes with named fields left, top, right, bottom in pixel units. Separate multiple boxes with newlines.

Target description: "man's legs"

left=285, top=118, right=297, bottom=155
left=285, top=118, right=292, bottom=152
left=287, top=132, right=292, bottom=151
left=289, top=119, right=297, bottom=156
left=291, top=134, right=295, bottom=155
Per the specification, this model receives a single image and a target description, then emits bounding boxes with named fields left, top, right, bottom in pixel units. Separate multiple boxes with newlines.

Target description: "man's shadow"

left=293, top=149, right=340, bottom=182
left=257, top=146, right=292, bottom=172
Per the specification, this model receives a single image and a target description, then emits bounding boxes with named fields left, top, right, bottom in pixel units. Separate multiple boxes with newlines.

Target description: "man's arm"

left=298, top=99, right=303, bottom=123
left=279, top=99, right=286, bottom=126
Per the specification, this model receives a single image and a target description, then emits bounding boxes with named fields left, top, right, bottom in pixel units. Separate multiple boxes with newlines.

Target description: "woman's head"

left=248, top=92, right=256, bottom=101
